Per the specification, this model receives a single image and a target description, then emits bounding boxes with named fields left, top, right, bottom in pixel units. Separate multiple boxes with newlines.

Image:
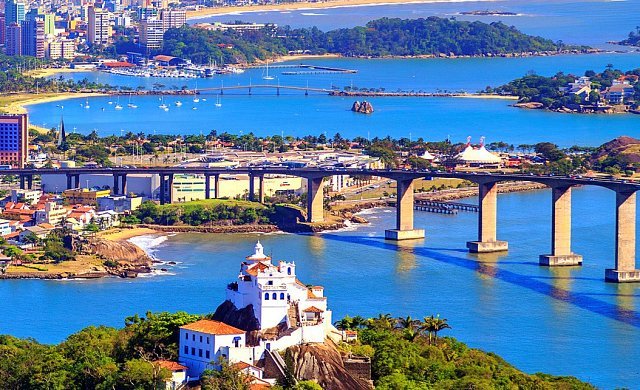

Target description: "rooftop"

left=180, top=319, right=244, bottom=335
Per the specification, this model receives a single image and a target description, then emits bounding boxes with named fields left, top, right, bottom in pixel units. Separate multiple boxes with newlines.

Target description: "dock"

left=415, top=200, right=479, bottom=212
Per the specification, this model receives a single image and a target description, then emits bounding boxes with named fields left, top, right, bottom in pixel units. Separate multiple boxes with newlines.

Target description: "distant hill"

left=593, top=136, right=640, bottom=163
left=617, top=28, right=640, bottom=47
left=161, top=17, right=591, bottom=64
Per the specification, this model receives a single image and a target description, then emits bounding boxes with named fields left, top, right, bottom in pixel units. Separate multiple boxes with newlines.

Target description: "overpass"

left=11, top=167, right=640, bottom=283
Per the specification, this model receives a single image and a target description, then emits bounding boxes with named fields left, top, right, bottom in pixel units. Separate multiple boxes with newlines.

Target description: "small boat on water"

left=263, top=61, right=275, bottom=80
left=159, top=96, right=168, bottom=109
left=175, top=101, right=183, bottom=107
left=127, top=95, right=137, bottom=108
left=114, top=96, right=123, bottom=110
left=215, top=94, right=222, bottom=108
left=84, top=99, right=90, bottom=109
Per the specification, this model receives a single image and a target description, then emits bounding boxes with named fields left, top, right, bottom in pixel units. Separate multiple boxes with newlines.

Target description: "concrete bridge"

left=11, top=167, right=640, bottom=283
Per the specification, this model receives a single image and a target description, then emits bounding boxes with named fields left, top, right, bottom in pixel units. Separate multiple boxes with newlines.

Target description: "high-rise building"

left=21, top=19, right=45, bottom=58
left=88, top=6, right=110, bottom=45
left=160, top=9, right=185, bottom=30
left=5, top=22, right=21, bottom=56
left=0, top=114, right=29, bottom=168
left=4, top=0, right=25, bottom=25
left=47, top=39, right=75, bottom=59
left=0, top=14, right=5, bottom=44
left=26, top=9, right=54, bottom=35
left=139, top=17, right=163, bottom=53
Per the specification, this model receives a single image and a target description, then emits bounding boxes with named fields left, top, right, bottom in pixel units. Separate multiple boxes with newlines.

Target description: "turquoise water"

left=29, top=52, right=640, bottom=146
left=1, top=186, right=639, bottom=388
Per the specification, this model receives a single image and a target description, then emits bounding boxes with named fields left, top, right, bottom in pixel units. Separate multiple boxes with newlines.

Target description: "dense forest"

left=617, top=26, right=640, bottom=46
left=162, top=17, right=582, bottom=64
left=0, top=312, right=593, bottom=389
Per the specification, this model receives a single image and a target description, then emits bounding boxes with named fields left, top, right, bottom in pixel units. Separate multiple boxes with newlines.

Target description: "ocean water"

left=29, top=52, right=640, bottom=147
left=1, top=186, right=639, bottom=388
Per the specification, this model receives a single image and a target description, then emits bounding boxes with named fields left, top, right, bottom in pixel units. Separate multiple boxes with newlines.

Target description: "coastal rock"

left=514, top=102, right=544, bottom=109
left=211, top=300, right=261, bottom=332
left=286, top=343, right=372, bottom=390
left=350, top=215, right=369, bottom=224
left=85, top=237, right=152, bottom=265
left=351, top=100, right=374, bottom=114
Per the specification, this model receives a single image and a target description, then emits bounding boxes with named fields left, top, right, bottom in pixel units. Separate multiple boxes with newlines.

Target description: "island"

left=460, top=10, right=518, bottom=16
left=487, top=67, right=640, bottom=113
left=161, top=17, right=592, bottom=65
left=615, top=27, right=640, bottom=47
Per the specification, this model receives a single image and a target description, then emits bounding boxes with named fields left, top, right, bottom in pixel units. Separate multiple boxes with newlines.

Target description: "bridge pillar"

left=159, top=174, right=173, bottom=205
left=26, top=175, right=33, bottom=190
left=66, top=174, right=72, bottom=190
left=113, top=174, right=120, bottom=195
left=66, top=173, right=80, bottom=189
left=540, top=186, right=582, bottom=266
left=205, top=174, right=211, bottom=199
left=121, top=174, right=127, bottom=195
left=606, top=190, right=640, bottom=282
left=74, top=174, right=80, bottom=189
left=385, top=178, right=424, bottom=240
left=19, top=175, right=26, bottom=190
left=307, top=176, right=325, bottom=223
left=467, top=181, right=508, bottom=253
left=258, top=175, right=265, bottom=203
left=214, top=174, right=220, bottom=199
left=248, top=174, right=255, bottom=201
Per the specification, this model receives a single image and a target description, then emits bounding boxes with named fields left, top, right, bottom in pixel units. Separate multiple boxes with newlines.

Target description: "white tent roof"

left=420, top=150, right=436, bottom=160
left=456, top=145, right=501, bottom=164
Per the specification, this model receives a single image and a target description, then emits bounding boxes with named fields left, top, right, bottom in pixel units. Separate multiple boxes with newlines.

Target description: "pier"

left=11, top=166, right=640, bottom=283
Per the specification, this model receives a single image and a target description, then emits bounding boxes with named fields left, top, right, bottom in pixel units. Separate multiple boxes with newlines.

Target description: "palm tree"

left=396, top=315, right=418, bottom=330
left=334, top=316, right=353, bottom=331
left=369, top=313, right=394, bottom=330
left=420, top=315, right=451, bottom=345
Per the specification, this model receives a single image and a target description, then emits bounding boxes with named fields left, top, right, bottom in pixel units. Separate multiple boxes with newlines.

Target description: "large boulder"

left=285, top=343, right=371, bottom=390
left=351, top=101, right=374, bottom=114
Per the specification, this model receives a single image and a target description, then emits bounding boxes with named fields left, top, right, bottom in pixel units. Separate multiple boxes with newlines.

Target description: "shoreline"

left=187, top=0, right=497, bottom=20
left=2, top=92, right=107, bottom=116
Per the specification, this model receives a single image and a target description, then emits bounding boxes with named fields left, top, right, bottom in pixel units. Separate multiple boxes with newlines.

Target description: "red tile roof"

left=155, top=360, right=187, bottom=371
left=303, top=306, right=324, bottom=313
left=180, top=319, right=244, bottom=335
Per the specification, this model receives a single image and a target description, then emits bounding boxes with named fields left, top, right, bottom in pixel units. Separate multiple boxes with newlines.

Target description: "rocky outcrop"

left=285, top=343, right=372, bottom=390
left=351, top=100, right=374, bottom=114
left=514, top=102, right=544, bottom=109
left=211, top=300, right=261, bottom=332
left=85, top=237, right=152, bottom=265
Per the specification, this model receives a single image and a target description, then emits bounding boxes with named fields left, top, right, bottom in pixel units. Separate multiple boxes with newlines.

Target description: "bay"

left=1, top=186, right=638, bottom=388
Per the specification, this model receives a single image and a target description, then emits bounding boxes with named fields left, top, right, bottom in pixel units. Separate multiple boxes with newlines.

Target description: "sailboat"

left=127, top=94, right=137, bottom=108
left=84, top=99, right=90, bottom=109
left=175, top=100, right=183, bottom=107
left=159, top=96, right=168, bottom=110
left=263, top=61, right=275, bottom=80
left=215, top=94, right=222, bottom=108
left=193, top=82, right=200, bottom=103
left=114, top=96, right=123, bottom=110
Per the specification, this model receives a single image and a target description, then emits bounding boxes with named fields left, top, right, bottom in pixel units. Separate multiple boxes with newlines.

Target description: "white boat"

left=84, top=99, right=90, bottom=109
left=108, top=101, right=113, bottom=105
left=263, top=61, right=275, bottom=80
left=193, top=82, right=200, bottom=102
left=175, top=101, right=183, bottom=107
left=192, top=106, right=197, bottom=110
left=114, top=96, right=123, bottom=110
left=127, top=95, right=137, bottom=108
left=159, top=96, right=168, bottom=109
left=163, top=107, right=169, bottom=112
left=215, top=94, right=222, bottom=107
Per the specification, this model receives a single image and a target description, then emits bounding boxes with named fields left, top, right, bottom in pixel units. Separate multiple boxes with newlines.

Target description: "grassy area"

left=344, top=178, right=468, bottom=200
left=159, top=198, right=266, bottom=210
left=5, top=255, right=105, bottom=276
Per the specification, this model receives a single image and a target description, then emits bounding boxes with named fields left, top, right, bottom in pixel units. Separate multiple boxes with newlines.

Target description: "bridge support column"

left=540, top=186, right=582, bottom=266
left=258, top=175, right=265, bottom=203
left=113, top=174, right=120, bottom=195
left=205, top=174, right=211, bottom=199
left=159, top=174, right=166, bottom=205
left=307, top=176, right=325, bottom=223
left=606, top=191, right=640, bottom=282
left=121, top=174, right=127, bottom=195
left=26, top=175, right=33, bottom=190
left=66, top=173, right=80, bottom=189
left=66, top=174, right=72, bottom=190
left=159, top=174, right=173, bottom=205
left=385, top=178, right=424, bottom=240
left=467, top=181, right=508, bottom=253
left=19, top=175, right=26, bottom=190
left=248, top=174, right=255, bottom=201
left=214, top=174, right=220, bottom=199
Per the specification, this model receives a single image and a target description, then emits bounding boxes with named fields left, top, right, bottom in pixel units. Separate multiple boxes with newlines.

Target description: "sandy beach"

left=0, top=92, right=107, bottom=116
left=99, top=227, right=162, bottom=242
left=26, top=67, right=93, bottom=78
left=187, top=0, right=491, bottom=19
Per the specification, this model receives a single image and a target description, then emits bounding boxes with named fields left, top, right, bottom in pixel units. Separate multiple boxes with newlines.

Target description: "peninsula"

left=0, top=242, right=594, bottom=389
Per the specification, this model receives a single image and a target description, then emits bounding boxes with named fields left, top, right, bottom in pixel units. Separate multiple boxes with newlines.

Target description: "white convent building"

left=178, top=241, right=333, bottom=381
